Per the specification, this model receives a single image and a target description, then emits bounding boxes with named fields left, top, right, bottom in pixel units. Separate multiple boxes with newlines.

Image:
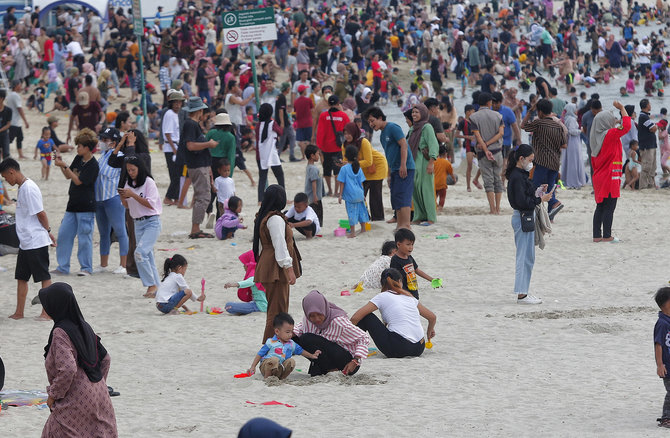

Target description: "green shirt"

left=206, top=128, right=237, bottom=177
left=238, top=277, right=267, bottom=312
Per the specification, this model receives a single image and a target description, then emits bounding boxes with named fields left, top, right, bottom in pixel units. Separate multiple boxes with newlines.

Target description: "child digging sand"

left=155, top=255, right=205, bottom=314
left=354, top=240, right=397, bottom=292
left=247, top=312, right=321, bottom=379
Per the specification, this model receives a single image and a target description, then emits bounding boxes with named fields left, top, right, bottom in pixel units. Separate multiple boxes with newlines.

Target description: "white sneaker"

left=517, top=294, right=542, bottom=304
left=92, top=265, right=108, bottom=274
left=113, top=266, right=127, bottom=275
left=77, top=270, right=92, bottom=277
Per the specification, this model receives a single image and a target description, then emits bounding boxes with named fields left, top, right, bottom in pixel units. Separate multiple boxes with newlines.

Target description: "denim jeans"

left=95, top=197, right=129, bottom=257
left=225, top=301, right=260, bottom=315
left=512, top=210, right=535, bottom=295
left=532, top=164, right=559, bottom=210
left=133, top=215, right=161, bottom=287
left=56, top=211, right=95, bottom=274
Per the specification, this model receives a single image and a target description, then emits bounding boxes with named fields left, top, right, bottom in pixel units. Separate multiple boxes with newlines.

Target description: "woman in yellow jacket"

left=342, top=122, right=388, bottom=221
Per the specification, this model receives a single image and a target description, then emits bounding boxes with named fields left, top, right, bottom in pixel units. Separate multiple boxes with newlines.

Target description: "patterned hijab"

left=407, top=103, right=430, bottom=158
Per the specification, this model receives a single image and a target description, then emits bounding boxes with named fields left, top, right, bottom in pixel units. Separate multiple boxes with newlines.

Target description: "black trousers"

left=257, top=162, right=285, bottom=202
left=164, top=152, right=181, bottom=201
left=593, top=195, right=617, bottom=239
left=363, top=179, right=384, bottom=221
left=287, top=217, right=316, bottom=236
left=356, top=313, right=425, bottom=358
left=293, top=333, right=359, bottom=377
left=310, top=200, right=323, bottom=227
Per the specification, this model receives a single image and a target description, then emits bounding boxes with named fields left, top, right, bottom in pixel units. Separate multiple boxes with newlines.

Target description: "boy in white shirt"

left=285, top=192, right=320, bottom=239
left=0, top=158, right=55, bottom=320
left=214, top=158, right=235, bottom=218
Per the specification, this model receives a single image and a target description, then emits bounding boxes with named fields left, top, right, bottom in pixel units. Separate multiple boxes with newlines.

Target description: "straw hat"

left=214, top=113, right=232, bottom=126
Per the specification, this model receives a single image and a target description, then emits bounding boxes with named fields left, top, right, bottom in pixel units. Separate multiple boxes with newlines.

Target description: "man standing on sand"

left=0, top=158, right=54, bottom=320
left=365, top=107, right=414, bottom=230
left=638, top=98, right=658, bottom=189
left=6, top=80, right=29, bottom=160
left=470, top=93, right=505, bottom=214
left=521, top=98, right=568, bottom=221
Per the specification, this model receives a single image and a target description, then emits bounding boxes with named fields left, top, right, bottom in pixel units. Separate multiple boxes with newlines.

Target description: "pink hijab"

left=301, top=290, right=347, bottom=330
left=237, top=250, right=265, bottom=302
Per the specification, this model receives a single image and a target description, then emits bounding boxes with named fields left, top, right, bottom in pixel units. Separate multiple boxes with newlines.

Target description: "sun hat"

left=214, top=113, right=232, bottom=126
left=186, top=96, right=208, bottom=113
left=167, top=89, right=185, bottom=101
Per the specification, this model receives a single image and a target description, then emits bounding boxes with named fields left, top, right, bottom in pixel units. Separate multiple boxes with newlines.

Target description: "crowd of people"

left=2, top=0, right=670, bottom=435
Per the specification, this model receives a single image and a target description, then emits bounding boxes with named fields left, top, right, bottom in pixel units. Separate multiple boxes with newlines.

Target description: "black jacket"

left=507, top=167, right=540, bottom=211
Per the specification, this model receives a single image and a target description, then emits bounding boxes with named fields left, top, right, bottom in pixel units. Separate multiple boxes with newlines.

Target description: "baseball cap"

left=47, top=115, right=58, bottom=124
left=77, top=91, right=90, bottom=106
left=280, top=82, right=290, bottom=92
left=327, top=95, right=339, bottom=106
left=298, top=84, right=308, bottom=93
left=99, top=127, right=121, bottom=142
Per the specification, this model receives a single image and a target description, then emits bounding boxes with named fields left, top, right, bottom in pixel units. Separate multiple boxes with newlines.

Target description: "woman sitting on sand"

left=293, top=290, right=369, bottom=377
left=350, top=268, right=437, bottom=358
left=40, top=282, right=117, bottom=437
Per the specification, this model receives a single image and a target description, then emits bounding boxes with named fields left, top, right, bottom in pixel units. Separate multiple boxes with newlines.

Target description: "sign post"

left=221, top=8, right=277, bottom=111
left=132, top=0, right=148, bottom=136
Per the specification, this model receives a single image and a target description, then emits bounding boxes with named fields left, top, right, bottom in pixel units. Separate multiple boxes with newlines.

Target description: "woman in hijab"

left=342, top=122, right=388, bottom=221
left=560, top=103, right=587, bottom=189
left=605, top=35, right=623, bottom=72
left=296, top=43, right=310, bottom=72
left=589, top=101, right=630, bottom=243
left=407, top=104, right=439, bottom=225
left=253, top=185, right=301, bottom=342
left=293, top=290, right=369, bottom=377
left=40, top=282, right=117, bottom=437
left=256, top=103, right=285, bottom=203
left=13, top=39, right=30, bottom=88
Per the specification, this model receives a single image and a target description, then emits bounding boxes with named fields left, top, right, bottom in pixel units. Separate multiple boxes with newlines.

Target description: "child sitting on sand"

left=337, top=145, right=369, bottom=238
left=223, top=250, right=267, bottom=315
left=215, top=196, right=246, bottom=240
left=286, top=192, right=321, bottom=239
left=390, top=228, right=437, bottom=300
left=354, top=240, right=397, bottom=291
left=214, top=158, right=235, bottom=218
left=653, top=287, right=670, bottom=428
left=155, top=255, right=204, bottom=314
left=247, top=312, right=321, bottom=379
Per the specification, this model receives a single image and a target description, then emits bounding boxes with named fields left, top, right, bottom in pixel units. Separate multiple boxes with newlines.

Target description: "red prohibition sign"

left=226, top=30, right=239, bottom=43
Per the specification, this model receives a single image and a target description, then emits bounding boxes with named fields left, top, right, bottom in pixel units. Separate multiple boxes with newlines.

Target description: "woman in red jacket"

left=590, top=101, right=630, bottom=243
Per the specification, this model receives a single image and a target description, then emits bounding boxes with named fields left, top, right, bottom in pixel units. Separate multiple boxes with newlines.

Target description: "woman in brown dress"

left=40, top=282, right=117, bottom=437
left=253, top=185, right=302, bottom=342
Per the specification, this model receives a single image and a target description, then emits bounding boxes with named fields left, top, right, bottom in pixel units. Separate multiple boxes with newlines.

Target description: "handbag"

left=329, top=111, right=345, bottom=148
left=520, top=210, right=535, bottom=232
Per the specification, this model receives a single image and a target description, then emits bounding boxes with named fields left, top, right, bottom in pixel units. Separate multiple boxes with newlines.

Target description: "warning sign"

left=221, top=7, right=277, bottom=45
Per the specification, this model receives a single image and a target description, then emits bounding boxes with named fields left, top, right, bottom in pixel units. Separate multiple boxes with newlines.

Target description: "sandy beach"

left=2, top=22, right=670, bottom=437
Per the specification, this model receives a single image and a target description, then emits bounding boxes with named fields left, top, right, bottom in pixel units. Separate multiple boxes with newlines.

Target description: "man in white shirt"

left=161, top=90, right=184, bottom=205
left=637, top=37, right=651, bottom=71
left=0, top=159, right=55, bottom=320
left=6, top=80, right=29, bottom=160
left=66, top=37, right=85, bottom=71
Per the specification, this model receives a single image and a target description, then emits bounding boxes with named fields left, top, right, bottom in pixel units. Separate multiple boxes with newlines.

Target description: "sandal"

left=189, top=231, right=214, bottom=239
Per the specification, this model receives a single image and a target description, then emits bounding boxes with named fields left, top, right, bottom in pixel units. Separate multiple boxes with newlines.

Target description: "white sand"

left=2, top=25, right=670, bottom=436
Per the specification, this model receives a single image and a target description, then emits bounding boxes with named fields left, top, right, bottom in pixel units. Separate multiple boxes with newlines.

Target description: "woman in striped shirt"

left=293, top=290, right=369, bottom=377
left=94, top=127, right=128, bottom=275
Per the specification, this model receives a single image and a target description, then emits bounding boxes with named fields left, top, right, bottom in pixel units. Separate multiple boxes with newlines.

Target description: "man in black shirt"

left=181, top=97, right=217, bottom=238
left=638, top=98, right=658, bottom=189
left=3, top=7, right=16, bottom=31
left=276, top=82, right=298, bottom=161
left=480, top=63, right=497, bottom=94
left=0, top=90, right=12, bottom=160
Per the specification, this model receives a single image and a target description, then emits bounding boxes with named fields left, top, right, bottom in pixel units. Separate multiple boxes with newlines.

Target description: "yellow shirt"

left=342, top=138, right=388, bottom=181
left=390, top=35, right=400, bottom=49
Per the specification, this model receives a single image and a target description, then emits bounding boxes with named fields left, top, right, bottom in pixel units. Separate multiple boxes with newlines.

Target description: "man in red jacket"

left=316, top=95, right=350, bottom=197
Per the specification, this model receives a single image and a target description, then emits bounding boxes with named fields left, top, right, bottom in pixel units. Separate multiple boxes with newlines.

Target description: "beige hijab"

left=589, top=110, right=617, bottom=157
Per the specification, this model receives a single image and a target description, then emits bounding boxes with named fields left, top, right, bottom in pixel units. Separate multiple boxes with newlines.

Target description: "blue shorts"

left=156, top=291, right=186, bottom=314
left=390, top=169, right=415, bottom=210
left=345, top=200, right=370, bottom=226
left=296, top=127, right=312, bottom=142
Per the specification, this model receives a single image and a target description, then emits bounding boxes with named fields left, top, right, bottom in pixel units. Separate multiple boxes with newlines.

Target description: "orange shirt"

left=433, top=158, right=453, bottom=190
left=390, top=35, right=400, bottom=49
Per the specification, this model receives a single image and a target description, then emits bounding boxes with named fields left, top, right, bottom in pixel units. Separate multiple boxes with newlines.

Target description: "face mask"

left=524, top=161, right=533, bottom=172
left=98, top=141, right=109, bottom=152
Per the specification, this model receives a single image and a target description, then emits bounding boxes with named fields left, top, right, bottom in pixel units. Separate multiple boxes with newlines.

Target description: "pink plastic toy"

left=341, top=290, right=351, bottom=296
left=334, top=227, right=347, bottom=237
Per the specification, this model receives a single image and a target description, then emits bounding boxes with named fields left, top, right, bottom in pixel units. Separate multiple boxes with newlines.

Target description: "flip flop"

left=189, top=231, right=214, bottom=239
left=419, top=222, right=433, bottom=226
left=107, top=386, right=120, bottom=397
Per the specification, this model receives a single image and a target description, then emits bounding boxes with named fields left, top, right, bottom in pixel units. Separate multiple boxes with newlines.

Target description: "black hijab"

left=252, top=185, right=287, bottom=262
left=40, top=283, right=108, bottom=383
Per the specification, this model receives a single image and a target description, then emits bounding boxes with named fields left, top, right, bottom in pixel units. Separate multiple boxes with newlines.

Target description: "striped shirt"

left=521, top=116, right=567, bottom=171
left=294, top=316, right=370, bottom=360
left=95, top=149, right=121, bottom=202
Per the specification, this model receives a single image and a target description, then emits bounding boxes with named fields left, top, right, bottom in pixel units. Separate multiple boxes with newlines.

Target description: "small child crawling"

left=247, top=312, right=320, bottom=379
left=354, top=241, right=397, bottom=291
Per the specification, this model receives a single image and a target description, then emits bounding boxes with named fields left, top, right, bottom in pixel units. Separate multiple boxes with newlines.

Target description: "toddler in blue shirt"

left=248, top=312, right=320, bottom=379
